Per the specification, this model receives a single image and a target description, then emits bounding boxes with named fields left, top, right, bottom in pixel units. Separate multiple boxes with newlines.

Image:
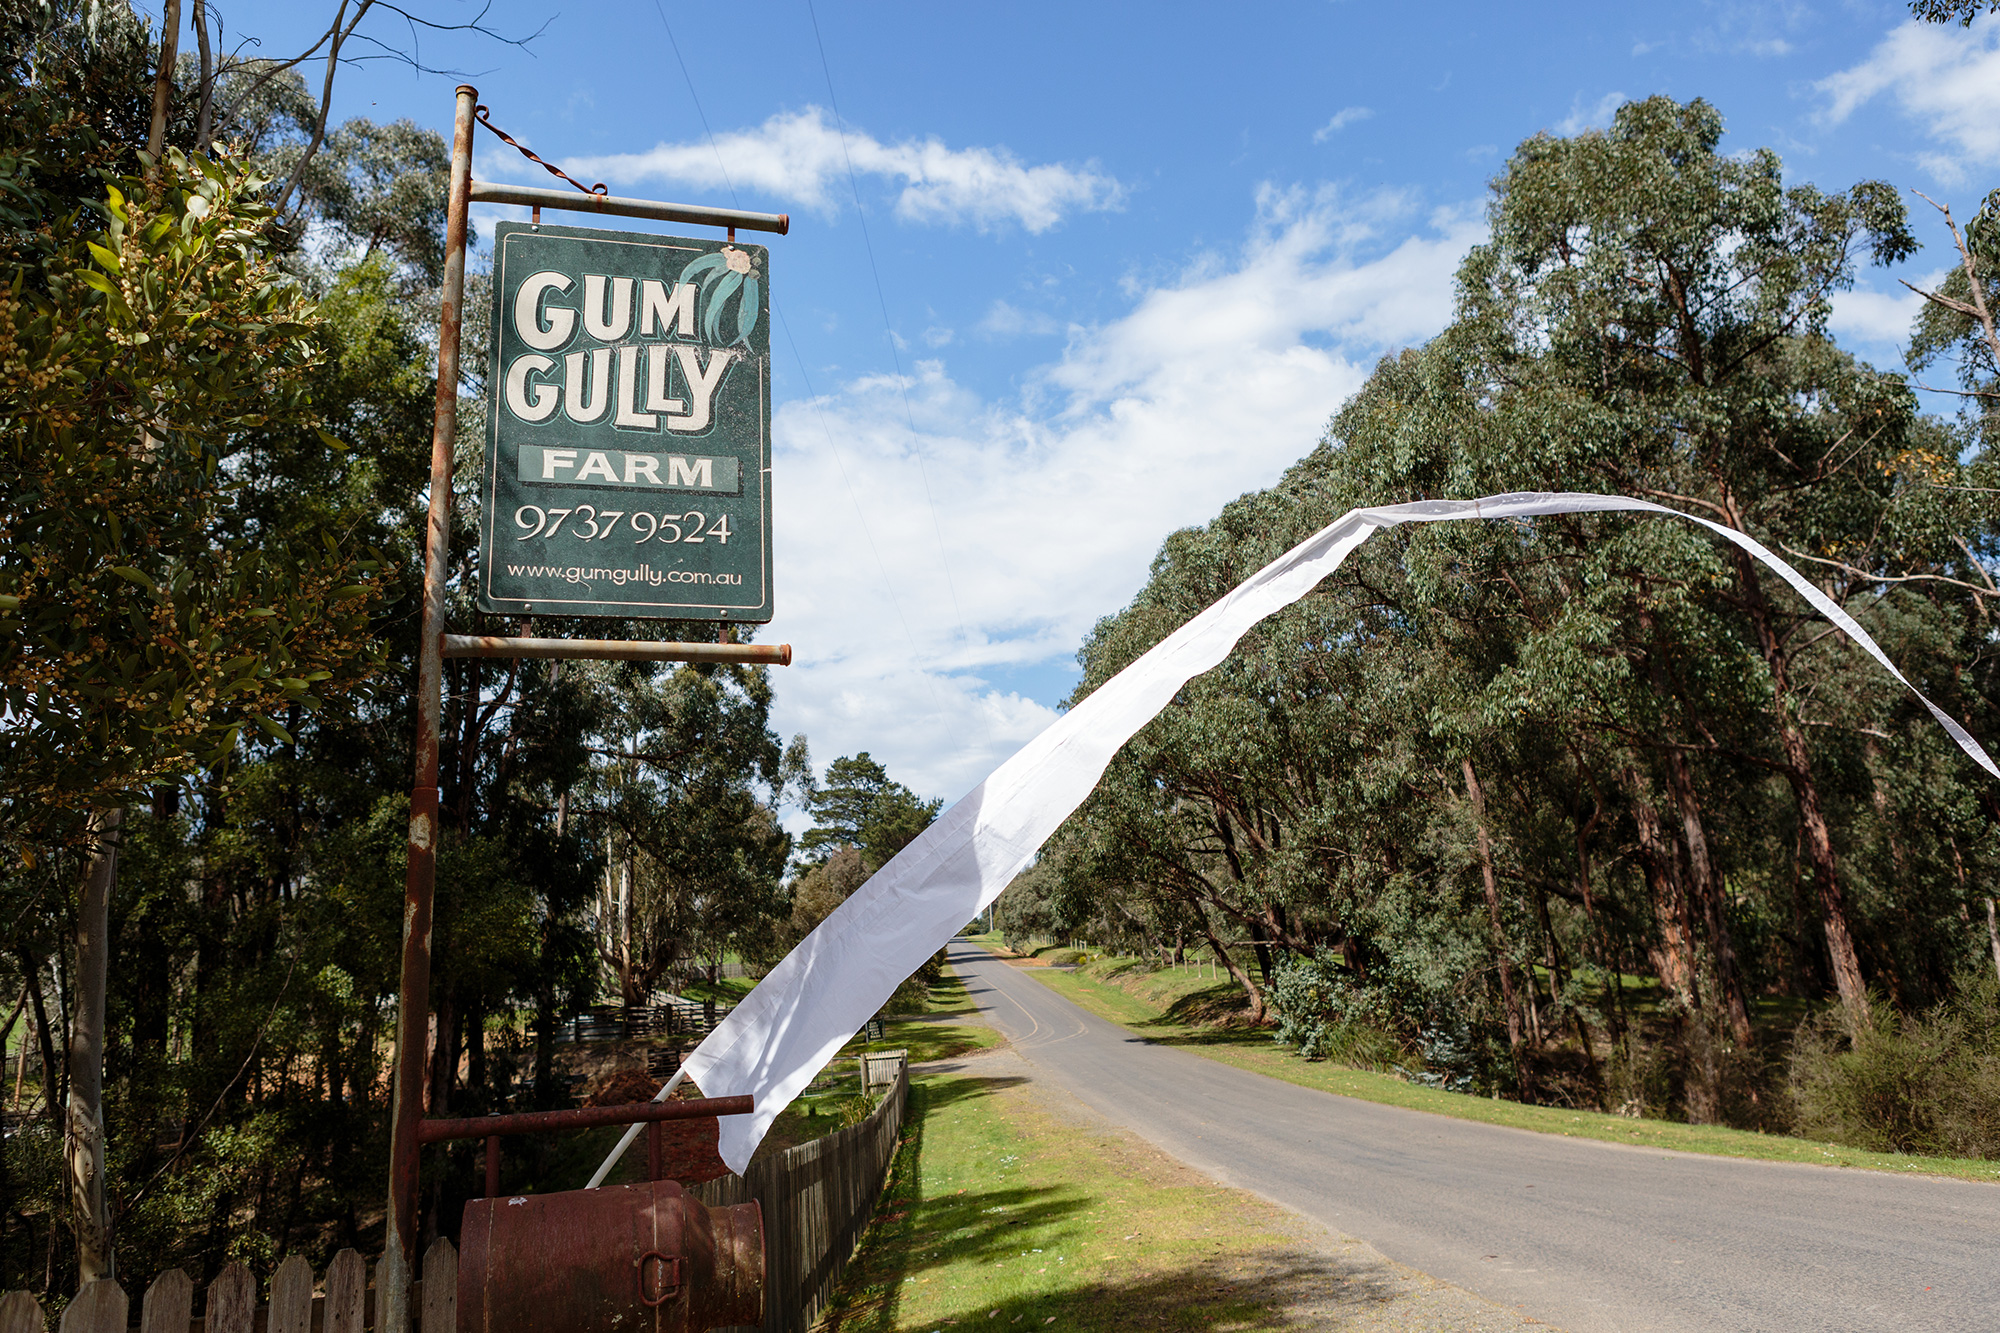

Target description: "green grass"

left=838, top=966, right=1004, bottom=1066
left=718, top=965, right=1003, bottom=1160
left=1020, top=952, right=2000, bottom=1185
left=680, top=974, right=757, bottom=1005
left=819, top=1070, right=1330, bottom=1331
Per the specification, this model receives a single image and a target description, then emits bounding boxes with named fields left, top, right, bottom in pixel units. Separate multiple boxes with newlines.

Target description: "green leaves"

left=0, top=146, right=388, bottom=844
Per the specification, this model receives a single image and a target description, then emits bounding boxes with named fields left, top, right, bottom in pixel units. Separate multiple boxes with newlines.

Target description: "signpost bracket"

left=468, top=181, right=789, bottom=234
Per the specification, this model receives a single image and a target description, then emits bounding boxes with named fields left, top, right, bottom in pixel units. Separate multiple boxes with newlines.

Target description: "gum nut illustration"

left=681, top=246, right=763, bottom=346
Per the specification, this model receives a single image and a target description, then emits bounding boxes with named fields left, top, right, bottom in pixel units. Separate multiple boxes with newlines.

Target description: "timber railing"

left=695, top=1053, right=909, bottom=1333
left=0, top=1241, right=457, bottom=1333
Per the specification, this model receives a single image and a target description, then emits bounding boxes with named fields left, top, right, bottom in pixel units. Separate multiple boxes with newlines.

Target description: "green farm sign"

left=476, top=222, right=772, bottom=621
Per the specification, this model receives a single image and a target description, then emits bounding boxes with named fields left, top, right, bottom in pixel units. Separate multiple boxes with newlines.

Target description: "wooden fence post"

left=0, top=1290, right=43, bottom=1333
left=57, top=1280, right=126, bottom=1333
left=138, top=1270, right=192, bottom=1333
left=420, top=1239, right=456, bottom=1333
left=268, top=1255, right=313, bottom=1333
left=206, top=1263, right=254, bottom=1333
left=326, top=1250, right=367, bottom=1333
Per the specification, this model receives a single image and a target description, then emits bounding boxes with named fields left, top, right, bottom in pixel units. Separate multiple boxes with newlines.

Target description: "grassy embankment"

left=1002, top=946, right=2000, bottom=1185
left=817, top=1069, right=1362, bottom=1332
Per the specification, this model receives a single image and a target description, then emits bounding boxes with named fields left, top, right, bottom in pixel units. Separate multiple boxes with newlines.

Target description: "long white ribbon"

left=592, top=491, right=1997, bottom=1179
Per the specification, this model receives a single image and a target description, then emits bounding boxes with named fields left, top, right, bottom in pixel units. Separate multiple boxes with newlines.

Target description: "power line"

left=649, top=0, right=940, bottom=710
left=803, top=0, right=969, bottom=640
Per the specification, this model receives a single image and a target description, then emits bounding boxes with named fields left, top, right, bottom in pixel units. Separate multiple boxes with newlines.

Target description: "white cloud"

left=1829, top=276, right=1936, bottom=352
left=1313, top=107, right=1374, bottom=142
left=1557, top=92, right=1627, bottom=136
left=1818, top=17, right=2000, bottom=182
left=977, top=300, right=1063, bottom=339
left=559, top=107, right=1125, bottom=233
left=766, top=188, right=1483, bottom=800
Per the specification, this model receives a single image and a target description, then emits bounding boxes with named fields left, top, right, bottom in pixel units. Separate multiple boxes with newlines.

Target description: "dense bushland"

left=1018, top=97, right=2000, bottom=1143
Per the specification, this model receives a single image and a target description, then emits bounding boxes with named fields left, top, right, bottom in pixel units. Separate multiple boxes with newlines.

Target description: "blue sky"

left=206, top=1, right=2000, bottom=802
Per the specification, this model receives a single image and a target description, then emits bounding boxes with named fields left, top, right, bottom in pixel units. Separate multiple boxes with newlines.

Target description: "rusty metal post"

left=647, top=1119, right=663, bottom=1181
left=381, top=82, right=477, bottom=1333
left=485, top=1134, right=501, bottom=1199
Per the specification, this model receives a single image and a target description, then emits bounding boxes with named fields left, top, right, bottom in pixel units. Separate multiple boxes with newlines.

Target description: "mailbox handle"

left=637, top=1251, right=682, bottom=1306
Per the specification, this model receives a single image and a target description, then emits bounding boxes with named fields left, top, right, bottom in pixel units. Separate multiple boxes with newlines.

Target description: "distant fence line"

left=0, top=1241, right=456, bottom=1333
left=695, top=1054, right=909, bottom=1333
left=558, top=997, right=733, bottom=1045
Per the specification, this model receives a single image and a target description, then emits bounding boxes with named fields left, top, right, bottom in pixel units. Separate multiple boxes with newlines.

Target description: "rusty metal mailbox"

left=459, top=1178, right=762, bottom=1333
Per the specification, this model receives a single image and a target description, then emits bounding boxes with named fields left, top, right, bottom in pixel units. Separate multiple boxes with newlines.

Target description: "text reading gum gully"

left=502, top=271, right=735, bottom=434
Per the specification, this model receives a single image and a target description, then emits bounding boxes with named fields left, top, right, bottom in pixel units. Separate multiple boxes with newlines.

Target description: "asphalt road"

left=948, top=941, right=2000, bottom=1333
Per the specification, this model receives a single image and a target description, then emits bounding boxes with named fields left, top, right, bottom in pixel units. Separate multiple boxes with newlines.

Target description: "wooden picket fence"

left=694, top=1053, right=909, bottom=1333
left=3, top=1055, right=910, bottom=1333
left=0, top=1241, right=456, bottom=1333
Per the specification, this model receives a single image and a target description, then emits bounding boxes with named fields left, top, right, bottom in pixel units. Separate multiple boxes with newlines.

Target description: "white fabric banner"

left=642, top=491, right=1999, bottom=1174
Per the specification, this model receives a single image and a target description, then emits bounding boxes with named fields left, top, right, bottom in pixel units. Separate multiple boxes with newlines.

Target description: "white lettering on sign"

left=505, top=353, right=560, bottom=422
left=639, top=280, right=696, bottom=338
left=614, top=345, right=655, bottom=430
left=503, top=344, right=734, bottom=432
left=644, top=344, right=685, bottom=416
left=670, top=345, right=731, bottom=432
left=514, top=272, right=576, bottom=351
left=583, top=274, right=634, bottom=342
left=563, top=348, right=613, bottom=424
left=517, top=445, right=740, bottom=493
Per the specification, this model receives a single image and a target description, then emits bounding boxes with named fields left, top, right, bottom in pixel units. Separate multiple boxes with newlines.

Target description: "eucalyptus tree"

left=796, top=752, right=942, bottom=873
left=587, top=660, right=794, bottom=1006
left=1050, top=96, right=1999, bottom=1123
left=0, top=11, right=399, bottom=1275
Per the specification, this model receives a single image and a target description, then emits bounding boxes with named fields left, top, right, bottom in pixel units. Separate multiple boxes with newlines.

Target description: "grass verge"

left=819, top=1067, right=1384, bottom=1332
left=1017, top=952, right=2000, bottom=1185
left=753, top=965, right=1003, bottom=1159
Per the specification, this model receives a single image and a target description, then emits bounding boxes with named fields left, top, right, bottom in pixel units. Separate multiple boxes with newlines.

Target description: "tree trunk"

left=1627, top=770, right=1699, bottom=1011
left=1198, top=919, right=1264, bottom=1023
left=1658, top=747, right=1752, bottom=1045
left=1777, top=717, right=1869, bottom=1022
left=17, top=952, right=61, bottom=1120
left=191, top=0, right=215, bottom=151
left=1463, top=759, right=1523, bottom=1051
left=146, top=0, right=182, bottom=161
left=1725, top=544, right=1869, bottom=1023
left=466, top=998, right=486, bottom=1103
left=8, top=983, right=28, bottom=1108
left=67, top=807, right=121, bottom=1286
left=1986, top=898, right=2000, bottom=983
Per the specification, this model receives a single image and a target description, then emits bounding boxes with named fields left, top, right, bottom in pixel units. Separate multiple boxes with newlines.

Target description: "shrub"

left=1788, top=972, right=2000, bottom=1159
left=1267, top=950, right=1409, bottom=1071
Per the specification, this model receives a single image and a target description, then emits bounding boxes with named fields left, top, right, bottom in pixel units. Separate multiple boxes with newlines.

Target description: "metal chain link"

left=473, top=104, right=608, bottom=196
